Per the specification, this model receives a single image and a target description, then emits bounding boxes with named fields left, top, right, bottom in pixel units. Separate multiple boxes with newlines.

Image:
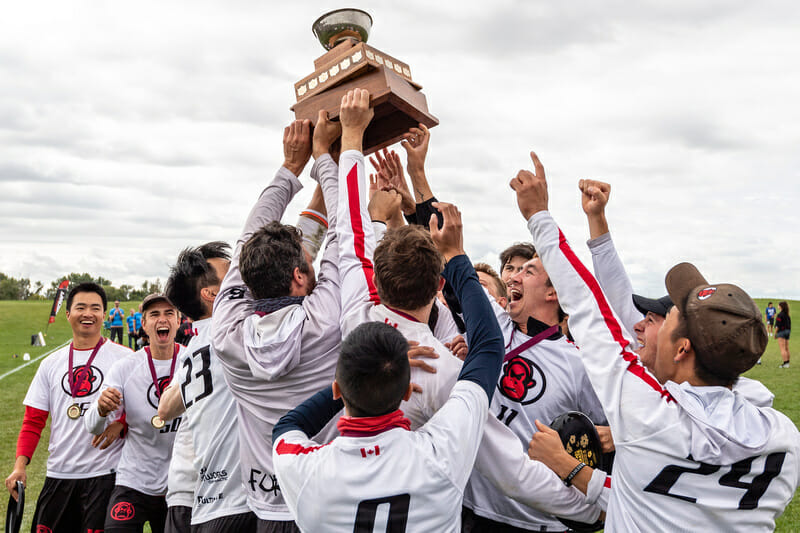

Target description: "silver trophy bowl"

left=312, top=8, right=373, bottom=50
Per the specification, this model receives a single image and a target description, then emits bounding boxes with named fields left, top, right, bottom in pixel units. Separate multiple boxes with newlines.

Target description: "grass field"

left=1, top=299, right=798, bottom=531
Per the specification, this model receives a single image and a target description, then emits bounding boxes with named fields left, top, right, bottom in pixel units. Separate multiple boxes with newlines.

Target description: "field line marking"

left=0, top=340, right=71, bottom=381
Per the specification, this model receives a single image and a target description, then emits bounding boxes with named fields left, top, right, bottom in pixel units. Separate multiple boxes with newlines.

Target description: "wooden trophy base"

left=291, top=39, right=438, bottom=155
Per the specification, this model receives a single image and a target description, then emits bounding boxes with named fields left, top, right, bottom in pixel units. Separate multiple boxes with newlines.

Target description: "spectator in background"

left=776, top=301, right=791, bottom=368
left=499, top=243, right=535, bottom=284
left=126, top=309, right=137, bottom=349
left=174, top=314, right=194, bottom=347
left=765, top=302, right=776, bottom=336
left=108, top=301, right=124, bottom=344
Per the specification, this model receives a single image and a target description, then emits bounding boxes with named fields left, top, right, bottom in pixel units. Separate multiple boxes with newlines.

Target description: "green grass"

left=1, top=300, right=798, bottom=530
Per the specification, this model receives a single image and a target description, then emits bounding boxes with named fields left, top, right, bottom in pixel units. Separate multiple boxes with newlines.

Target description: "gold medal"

left=67, top=404, right=81, bottom=420
left=151, top=415, right=166, bottom=429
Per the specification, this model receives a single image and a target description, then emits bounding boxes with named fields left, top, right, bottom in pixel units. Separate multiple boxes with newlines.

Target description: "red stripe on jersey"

left=346, top=163, right=380, bottom=304
left=275, top=438, right=329, bottom=456
left=557, top=229, right=673, bottom=402
left=604, top=476, right=612, bottom=488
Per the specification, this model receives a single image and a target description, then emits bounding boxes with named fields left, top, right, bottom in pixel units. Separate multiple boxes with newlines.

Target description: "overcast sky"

left=1, top=1, right=798, bottom=299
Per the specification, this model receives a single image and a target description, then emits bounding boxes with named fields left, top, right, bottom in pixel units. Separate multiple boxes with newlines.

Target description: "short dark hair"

left=336, top=322, right=410, bottom=417
left=240, top=222, right=309, bottom=300
left=499, top=243, right=535, bottom=272
left=373, top=226, right=444, bottom=311
left=166, top=241, right=231, bottom=320
left=67, top=282, right=107, bottom=312
left=671, top=312, right=736, bottom=387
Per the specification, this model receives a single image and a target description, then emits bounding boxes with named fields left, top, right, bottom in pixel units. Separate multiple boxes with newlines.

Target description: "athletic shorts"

left=460, top=506, right=567, bottom=533
left=165, top=505, right=192, bottom=533
left=776, top=329, right=791, bottom=339
left=105, top=485, right=168, bottom=533
left=767, top=318, right=775, bottom=326
left=255, top=519, right=300, bottom=533
left=193, top=511, right=257, bottom=532
left=30, top=472, right=115, bottom=533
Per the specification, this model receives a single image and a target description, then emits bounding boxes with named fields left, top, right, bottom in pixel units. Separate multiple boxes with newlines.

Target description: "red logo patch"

left=36, top=526, right=53, bottom=533
left=697, top=287, right=716, bottom=300
left=110, top=501, right=135, bottom=521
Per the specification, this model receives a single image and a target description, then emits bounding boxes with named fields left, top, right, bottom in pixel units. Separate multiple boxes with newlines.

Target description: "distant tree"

left=0, top=273, right=32, bottom=300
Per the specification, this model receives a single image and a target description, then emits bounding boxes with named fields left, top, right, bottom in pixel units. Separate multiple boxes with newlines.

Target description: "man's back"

left=274, top=380, right=488, bottom=533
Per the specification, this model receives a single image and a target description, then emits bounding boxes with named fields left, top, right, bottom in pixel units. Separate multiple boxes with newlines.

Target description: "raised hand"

left=340, top=88, right=374, bottom=153
left=312, top=109, right=342, bottom=160
left=579, top=179, right=611, bottom=217
left=401, top=124, right=430, bottom=176
left=369, top=149, right=415, bottom=214
left=282, top=119, right=313, bottom=176
left=429, top=202, right=465, bottom=262
left=368, top=189, right=402, bottom=225
left=509, top=151, right=548, bottom=220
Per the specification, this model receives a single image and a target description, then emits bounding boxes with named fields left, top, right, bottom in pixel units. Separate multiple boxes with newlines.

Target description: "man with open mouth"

left=86, top=293, right=187, bottom=533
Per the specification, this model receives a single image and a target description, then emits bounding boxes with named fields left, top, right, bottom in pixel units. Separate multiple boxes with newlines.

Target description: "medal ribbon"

left=68, top=338, right=105, bottom=400
left=504, top=325, right=559, bottom=362
left=145, top=343, right=179, bottom=399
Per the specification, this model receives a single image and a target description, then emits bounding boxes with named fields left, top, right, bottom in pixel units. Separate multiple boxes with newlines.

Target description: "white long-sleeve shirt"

left=529, top=211, right=800, bottom=532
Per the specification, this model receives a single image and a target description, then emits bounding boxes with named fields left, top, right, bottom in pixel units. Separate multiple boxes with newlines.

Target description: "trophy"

left=291, top=8, right=439, bottom=155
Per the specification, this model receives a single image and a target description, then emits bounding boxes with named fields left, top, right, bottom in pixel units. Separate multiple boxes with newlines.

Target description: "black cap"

left=632, top=294, right=673, bottom=318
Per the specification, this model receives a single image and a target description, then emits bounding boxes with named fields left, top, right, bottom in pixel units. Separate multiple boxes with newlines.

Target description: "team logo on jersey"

left=60, top=366, right=103, bottom=398
left=110, top=501, right=135, bottom=521
left=146, top=376, right=173, bottom=409
left=697, top=287, right=716, bottom=300
left=498, top=356, right=546, bottom=405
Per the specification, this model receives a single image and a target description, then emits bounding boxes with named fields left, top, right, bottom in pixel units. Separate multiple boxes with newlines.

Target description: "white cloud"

left=1, top=1, right=798, bottom=299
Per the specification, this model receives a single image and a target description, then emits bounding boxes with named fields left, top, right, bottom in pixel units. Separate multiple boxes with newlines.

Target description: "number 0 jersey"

left=274, top=381, right=489, bottom=533
left=85, top=344, right=187, bottom=496
left=529, top=211, right=800, bottom=532
left=23, top=339, right=132, bottom=478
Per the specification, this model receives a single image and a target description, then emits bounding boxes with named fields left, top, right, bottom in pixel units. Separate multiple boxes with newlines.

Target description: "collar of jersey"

left=519, top=316, right=562, bottom=340
left=337, top=409, right=411, bottom=437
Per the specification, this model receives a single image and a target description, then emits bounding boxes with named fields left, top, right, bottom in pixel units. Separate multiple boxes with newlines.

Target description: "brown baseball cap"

left=665, top=262, right=767, bottom=380
left=141, top=293, right=176, bottom=313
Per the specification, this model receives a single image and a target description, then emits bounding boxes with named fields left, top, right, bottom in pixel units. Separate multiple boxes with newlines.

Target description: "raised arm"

left=212, top=120, right=311, bottom=364
left=336, top=89, right=381, bottom=335
left=511, top=152, right=679, bottom=442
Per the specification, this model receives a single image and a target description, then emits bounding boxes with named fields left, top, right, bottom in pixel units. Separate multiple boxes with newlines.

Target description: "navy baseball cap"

left=632, top=294, right=673, bottom=317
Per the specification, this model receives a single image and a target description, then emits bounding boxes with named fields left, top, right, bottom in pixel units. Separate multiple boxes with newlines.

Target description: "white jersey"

left=588, top=232, right=775, bottom=407
left=464, top=307, right=606, bottom=530
left=334, top=150, right=601, bottom=525
left=177, top=318, right=250, bottom=525
left=274, top=381, right=488, bottom=533
left=23, top=339, right=132, bottom=479
left=85, top=344, right=187, bottom=496
left=529, top=211, right=800, bottom=532
left=211, top=157, right=342, bottom=520
left=166, top=408, right=196, bottom=508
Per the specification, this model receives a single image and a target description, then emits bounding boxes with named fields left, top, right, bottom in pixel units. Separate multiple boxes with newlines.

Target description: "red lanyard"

left=68, top=338, right=105, bottom=399
left=504, top=325, right=559, bottom=362
left=145, top=344, right=179, bottom=398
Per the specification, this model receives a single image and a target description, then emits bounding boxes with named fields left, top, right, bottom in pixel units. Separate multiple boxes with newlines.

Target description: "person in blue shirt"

left=765, top=302, right=776, bottom=337
left=126, top=309, right=137, bottom=349
left=107, top=300, right=124, bottom=344
left=134, top=307, right=143, bottom=348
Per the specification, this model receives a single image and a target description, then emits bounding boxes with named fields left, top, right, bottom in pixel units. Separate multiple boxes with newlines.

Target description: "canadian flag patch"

left=360, top=445, right=380, bottom=458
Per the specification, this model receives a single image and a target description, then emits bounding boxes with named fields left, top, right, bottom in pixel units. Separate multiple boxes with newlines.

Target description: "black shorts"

left=164, top=505, right=192, bottom=533
left=193, top=511, right=257, bottom=533
left=31, top=472, right=115, bottom=533
left=105, top=485, right=168, bottom=533
left=767, top=317, right=775, bottom=326
left=255, top=519, right=300, bottom=533
left=461, top=506, right=566, bottom=533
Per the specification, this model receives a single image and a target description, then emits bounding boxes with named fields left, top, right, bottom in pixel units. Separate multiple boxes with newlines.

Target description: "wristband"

left=564, top=462, right=586, bottom=487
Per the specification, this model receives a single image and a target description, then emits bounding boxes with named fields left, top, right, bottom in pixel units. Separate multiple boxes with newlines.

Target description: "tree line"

left=0, top=272, right=162, bottom=302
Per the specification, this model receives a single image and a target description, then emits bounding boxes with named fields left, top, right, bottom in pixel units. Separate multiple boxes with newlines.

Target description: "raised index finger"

left=529, top=151, right=545, bottom=179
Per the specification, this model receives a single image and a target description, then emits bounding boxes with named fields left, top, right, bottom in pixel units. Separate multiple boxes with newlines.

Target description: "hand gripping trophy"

left=291, top=8, right=438, bottom=154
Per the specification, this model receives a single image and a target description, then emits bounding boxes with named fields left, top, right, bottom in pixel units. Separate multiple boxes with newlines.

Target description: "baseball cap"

left=141, top=293, right=176, bottom=313
left=665, top=262, right=767, bottom=380
left=632, top=294, right=673, bottom=317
